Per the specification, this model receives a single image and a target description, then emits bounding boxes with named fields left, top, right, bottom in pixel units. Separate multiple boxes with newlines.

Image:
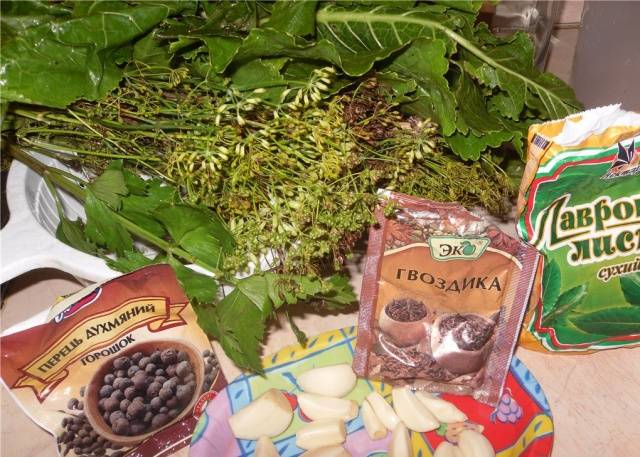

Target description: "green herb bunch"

left=13, top=68, right=511, bottom=275
left=1, top=0, right=582, bottom=372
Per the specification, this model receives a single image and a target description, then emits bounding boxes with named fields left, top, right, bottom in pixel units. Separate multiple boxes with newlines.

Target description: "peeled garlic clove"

left=300, top=445, right=351, bottom=457
left=255, top=436, right=280, bottom=457
left=391, top=386, right=439, bottom=432
left=366, top=391, right=400, bottom=431
left=296, top=419, right=347, bottom=450
left=298, top=392, right=358, bottom=422
left=458, top=429, right=495, bottom=457
left=388, top=422, right=412, bottom=457
left=298, top=364, right=357, bottom=397
left=414, top=391, right=468, bottom=423
left=434, top=441, right=463, bottom=457
left=228, top=389, right=293, bottom=440
left=361, top=398, right=387, bottom=440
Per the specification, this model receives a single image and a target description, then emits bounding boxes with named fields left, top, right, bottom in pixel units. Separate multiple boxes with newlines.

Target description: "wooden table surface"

left=1, top=269, right=639, bottom=457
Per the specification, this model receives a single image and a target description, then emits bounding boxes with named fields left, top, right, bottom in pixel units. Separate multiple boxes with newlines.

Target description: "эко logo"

left=428, top=236, right=489, bottom=261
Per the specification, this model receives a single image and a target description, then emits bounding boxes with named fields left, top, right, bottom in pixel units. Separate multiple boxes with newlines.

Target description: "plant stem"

left=21, top=137, right=161, bottom=162
left=8, top=143, right=224, bottom=277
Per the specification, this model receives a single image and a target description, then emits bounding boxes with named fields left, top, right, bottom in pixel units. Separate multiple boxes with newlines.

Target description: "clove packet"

left=0, top=264, right=226, bottom=457
left=517, top=105, right=640, bottom=352
left=353, top=191, right=539, bottom=405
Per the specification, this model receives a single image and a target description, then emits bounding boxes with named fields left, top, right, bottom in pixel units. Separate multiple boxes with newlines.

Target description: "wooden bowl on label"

left=84, top=339, right=205, bottom=447
left=378, top=298, right=433, bottom=347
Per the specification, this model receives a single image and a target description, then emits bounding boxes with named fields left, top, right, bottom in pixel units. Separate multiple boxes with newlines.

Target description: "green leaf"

left=107, top=250, right=155, bottom=273
left=1, top=1, right=71, bottom=40
left=167, top=257, right=219, bottom=305
left=388, top=39, right=456, bottom=136
left=153, top=204, right=235, bottom=266
left=316, top=6, right=580, bottom=119
left=121, top=180, right=176, bottom=213
left=453, top=72, right=502, bottom=135
left=445, top=130, right=513, bottom=161
left=0, top=2, right=184, bottom=107
left=323, top=274, right=358, bottom=309
left=200, top=36, right=242, bottom=73
left=376, top=71, right=418, bottom=103
left=84, top=190, right=133, bottom=255
left=198, top=289, right=265, bottom=373
left=236, top=275, right=274, bottom=319
left=621, top=273, right=640, bottom=306
left=268, top=0, right=318, bottom=37
left=195, top=272, right=355, bottom=373
left=179, top=226, right=226, bottom=269
left=199, top=1, right=261, bottom=33
left=230, top=57, right=289, bottom=99
left=541, top=283, right=588, bottom=328
left=557, top=283, right=588, bottom=310
left=570, top=307, right=640, bottom=337
left=122, top=169, right=147, bottom=196
left=88, top=168, right=128, bottom=209
left=133, top=32, right=171, bottom=67
left=231, top=28, right=343, bottom=73
left=240, top=8, right=436, bottom=77
left=119, top=209, right=166, bottom=238
left=432, top=0, right=483, bottom=13
left=316, top=5, right=466, bottom=71
left=490, top=91, right=521, bottom=120
left=56, top=217, right=97, bottom=255
left=542, top=259, right=562, bottom=308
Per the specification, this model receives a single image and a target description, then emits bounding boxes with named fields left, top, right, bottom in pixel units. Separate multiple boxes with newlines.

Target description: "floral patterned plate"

left=189, top=327, right=553, bottom=457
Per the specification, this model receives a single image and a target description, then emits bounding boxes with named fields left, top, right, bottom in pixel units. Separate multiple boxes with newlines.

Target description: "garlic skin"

left=228, top=389, right=293, bottom=440
left=255, top=436, right=280, bottom=457
left=361, top=398, right=387, bottom=440
left=414, top=391, right=468, bottom=423
left=366, top=391, right=400, bottom=431
left=388, top=422, right=412, bottom=457
left=391, top=386, right=440, bottom=432
left=457, top=429, right=495, bottom=457
left=298, top=392, right=358, bottom=422
left=297, top=364, right=357, bottom=397
left=296, top=419, right=347, bottom=450
left=300, top=445, right=351, bottom=457
left=434, top=441, right=464, bottom=457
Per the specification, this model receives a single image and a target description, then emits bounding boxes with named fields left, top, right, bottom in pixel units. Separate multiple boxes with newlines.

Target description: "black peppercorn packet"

left=0, top=265, right=226, bottom=456
left=353, top=192, right=539, bottom=406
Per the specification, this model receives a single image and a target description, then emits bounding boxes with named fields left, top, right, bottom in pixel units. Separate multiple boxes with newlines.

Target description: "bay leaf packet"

left=353, top=191, right=539, bottom=405
left=517, top=105, right=640, bottom=352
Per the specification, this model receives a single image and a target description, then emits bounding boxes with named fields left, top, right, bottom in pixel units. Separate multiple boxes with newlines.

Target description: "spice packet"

left=353, top=192, right=539, bottom=405
left=0, top=264, right=226, bottom=457
left=517, top=104, right=640, bottom=352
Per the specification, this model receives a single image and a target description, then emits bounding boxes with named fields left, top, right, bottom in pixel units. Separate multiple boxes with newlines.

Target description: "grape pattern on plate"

left=491, top=389, right=523, bottom=424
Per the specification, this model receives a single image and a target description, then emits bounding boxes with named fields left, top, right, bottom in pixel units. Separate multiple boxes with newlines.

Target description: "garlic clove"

left=414, top=391, right=468, bottom=423
left=361, top=398, right=387, bottom=440
left=457, top=429, right=495, bottom=457
left=434, top=441, right=463, bottom=457
left=391, top=386, right=440, bottom=432
left=228, top=389, right=293, bottom=440
left=297, top=364, right=357, bottom=398
left=366, top=391, right=400, bottom=431
left=300, top=445, right=351, bottom=457
left=296, top=419, right=347, bottom=450
left=298, top=392, right=358, bottom=422
left=255, top=436, right=280, bottom=457
left=388, top=422, right=412, bottom=457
